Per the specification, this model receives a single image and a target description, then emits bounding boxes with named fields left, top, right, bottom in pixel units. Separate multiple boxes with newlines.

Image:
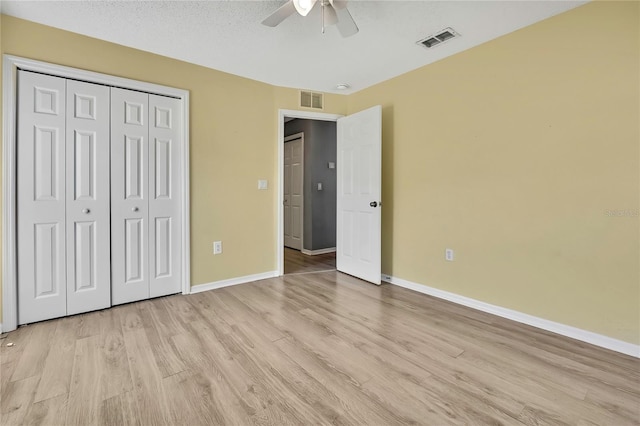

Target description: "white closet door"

left=148, top=94, right=181, bottom=298
left=65, top=80, right=111, bottom=315
left=111, top=88, right=150, bottom=305
left=17, top=71, right=68, bottom=324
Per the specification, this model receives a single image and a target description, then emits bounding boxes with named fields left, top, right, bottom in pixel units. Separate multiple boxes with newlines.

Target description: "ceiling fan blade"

left=324, top=4, right=338, bottom=26
left=329, top=0, right=348, bottom=10
left=335, top=7, right=359, bottom=37
left=261, top=0, right=296, bottom=27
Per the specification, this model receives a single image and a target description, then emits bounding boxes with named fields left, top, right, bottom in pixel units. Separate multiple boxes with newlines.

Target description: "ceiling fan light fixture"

left=293, top=0, right=317, bottom=16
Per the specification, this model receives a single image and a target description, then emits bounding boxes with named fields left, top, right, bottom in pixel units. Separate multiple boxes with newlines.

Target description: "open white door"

left=336, top=105, right=382, bottom=285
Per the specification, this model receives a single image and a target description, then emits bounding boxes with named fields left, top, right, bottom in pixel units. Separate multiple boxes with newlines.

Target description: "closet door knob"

left=82, top=208, right=90, bottom=214
left=132, top=207, right=139, bottom=212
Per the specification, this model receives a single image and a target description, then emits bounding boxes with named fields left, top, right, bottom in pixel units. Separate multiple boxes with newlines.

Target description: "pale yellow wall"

left=348, top=1, right=640, bottom=344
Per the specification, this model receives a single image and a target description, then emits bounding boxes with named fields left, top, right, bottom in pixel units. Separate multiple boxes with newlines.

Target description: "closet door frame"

left=2, top=55, right=191, bottom=332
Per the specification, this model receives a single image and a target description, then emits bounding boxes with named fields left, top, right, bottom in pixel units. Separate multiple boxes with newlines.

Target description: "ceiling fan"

left=261, top=0, right=359, bottom=38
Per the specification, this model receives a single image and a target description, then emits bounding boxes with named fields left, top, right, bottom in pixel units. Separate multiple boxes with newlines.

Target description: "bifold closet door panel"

left=65, top=80, right=111, bottom=315
left=111, top=88, right=150, bottom=305
left=17, top=72, right=68, bottom=324
left=149, top=94, right=181, bottom=298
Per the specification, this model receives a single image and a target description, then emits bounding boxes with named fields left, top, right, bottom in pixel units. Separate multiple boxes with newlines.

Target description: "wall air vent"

left=417, top=27, right=459, bottom=49
left=300, top=90, right=324, bottom=110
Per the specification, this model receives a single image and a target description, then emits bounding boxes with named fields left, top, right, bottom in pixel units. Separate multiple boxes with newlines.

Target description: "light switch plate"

left=258, top=179, right=268, bottom=190
left=445, top=248, right=454, bottom=261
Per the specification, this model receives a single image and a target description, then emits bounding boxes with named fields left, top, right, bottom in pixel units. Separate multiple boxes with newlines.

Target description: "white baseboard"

left=302, top=247, right=336, bottom=256
left=190, top=271, right=279, bottom=294
left=382, top=274, right=640, bottom=358
left=0, top=323, right=3, bottom=334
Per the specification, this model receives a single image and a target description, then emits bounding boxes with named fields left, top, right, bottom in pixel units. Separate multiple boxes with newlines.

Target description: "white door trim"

left=2, top=55, right=191, bottom=332
left=277, top=109, right=343, bottom=276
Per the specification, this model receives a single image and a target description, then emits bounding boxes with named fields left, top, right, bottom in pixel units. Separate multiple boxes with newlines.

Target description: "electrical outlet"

left=445, top=248, right=454, bottom=261
left=213, top=241, right=222, bottom=255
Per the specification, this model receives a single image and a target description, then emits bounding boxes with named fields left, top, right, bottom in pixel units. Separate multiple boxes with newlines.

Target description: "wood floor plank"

left=226, top=320, right=358, bottom=425
left=1, top=325, right=34, bottom=367
left=163, top=369, right=233, bottom=426
left=1, top=362, right=15, bottom=397
left=122, top=329, right=170, bottom=426
left=65, top=335, right=102, bottom=426
left=119, top=304, right=145, bottom=333
left=98, top=391, right=140, bottom=426
left=584, top=385, right=640, bottom=424
left=1, top=271, right=637, bottom=425
left=33, top=316, right=79, bottom=403
left=23, top=394, right=68, bottom=426
left=96, top=309, right=134, bottom=401
left=0, top=376, right=40, bottom=426
left=273, top=335, right=412, bottom=425
left=98, top=394, right=125, bottom=426
left=195, top=288, right=286, bottom=342
left=138, top=300, right=186, bottom=378
left=10, top=321, right=57, bottom=382
left=170, top=326, right=260, bottom=424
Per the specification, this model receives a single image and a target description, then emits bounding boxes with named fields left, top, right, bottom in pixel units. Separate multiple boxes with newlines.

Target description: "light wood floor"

left=284, top=247, right=336, bottom=275
left=1, top=271, right=638, bottom=425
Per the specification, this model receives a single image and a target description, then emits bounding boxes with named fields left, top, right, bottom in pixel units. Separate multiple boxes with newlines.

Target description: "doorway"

left=278, top=110, right=342, bottom=275
left=277, top=106, right=382, bottom=282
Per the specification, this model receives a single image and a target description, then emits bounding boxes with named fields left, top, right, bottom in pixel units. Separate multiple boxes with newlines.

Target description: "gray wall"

left=284, top=119, right=337, bottom=251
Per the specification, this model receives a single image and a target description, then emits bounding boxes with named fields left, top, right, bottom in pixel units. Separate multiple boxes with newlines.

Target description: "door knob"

left=132, top=207, right=139, bottom=212
left=369, top=201, right=378, bottom=208
left=82, top=208, right=90, bottom=214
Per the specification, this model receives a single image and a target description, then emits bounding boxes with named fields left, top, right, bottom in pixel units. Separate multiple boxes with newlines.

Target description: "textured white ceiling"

left=1, top=0, right=586, bottom=94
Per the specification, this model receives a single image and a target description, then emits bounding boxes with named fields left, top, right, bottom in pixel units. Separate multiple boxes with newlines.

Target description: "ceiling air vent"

left=300, top=90, right=323, bottom=110
left=417, top=27, right=459, bottom=49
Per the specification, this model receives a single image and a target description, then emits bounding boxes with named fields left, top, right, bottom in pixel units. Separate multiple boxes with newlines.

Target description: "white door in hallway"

left=336, top=105, right=382, bottom=285
left=111, top=87, right=150, bottom=305
left=283, top=136, right=304, bottom=250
